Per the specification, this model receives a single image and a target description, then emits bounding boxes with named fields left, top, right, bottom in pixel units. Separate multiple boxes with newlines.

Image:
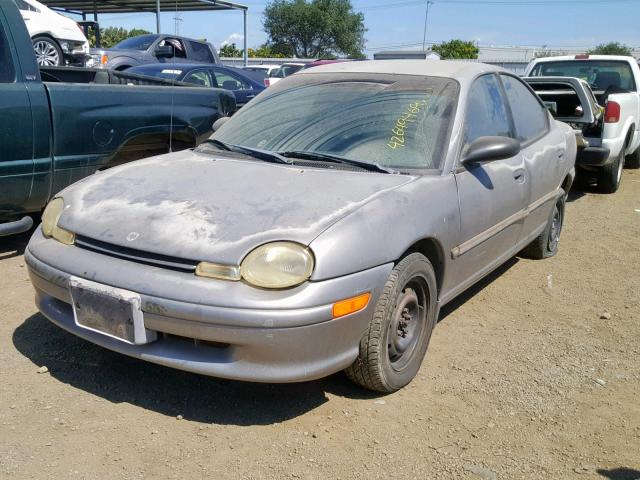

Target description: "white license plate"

left=69, top=277, right=156, bottom=345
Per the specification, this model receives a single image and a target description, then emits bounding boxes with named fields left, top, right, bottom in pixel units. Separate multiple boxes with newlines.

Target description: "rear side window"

left=501, top=75, right=548, bottom=143
left=189, top=41, right=214, bottom=63
left=14, top=0, right=38, bottom=12
left=463, top=74, right=512, bottom=148
left=0, top=21, right=16, bottom=83
left=183, top=70, right=212, bottom=87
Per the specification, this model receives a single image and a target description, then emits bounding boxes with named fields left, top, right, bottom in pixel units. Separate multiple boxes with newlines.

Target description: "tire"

left=345, top=253, right=438, bottom=393
left=626, top=146, right=640, bottom=169
left=32, top=36, right=63, bottom=67
left=598, top=149, right=625, bottom=193
left=521, top=192, right=565, bottom=260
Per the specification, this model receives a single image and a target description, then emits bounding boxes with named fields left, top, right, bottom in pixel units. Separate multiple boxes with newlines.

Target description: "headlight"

left=240, top=242, right=314, bottom=289
left=41, top=198, right=75, bottom=245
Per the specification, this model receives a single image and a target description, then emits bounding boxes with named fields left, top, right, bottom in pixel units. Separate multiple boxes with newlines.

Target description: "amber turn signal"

left=332, top=292, right=371, bottom=319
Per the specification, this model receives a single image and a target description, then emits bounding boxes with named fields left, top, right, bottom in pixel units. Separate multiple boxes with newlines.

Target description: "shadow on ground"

left=13, top=313, right=380, bottom=426
left=0, top=226, right=35, bottom=260
left=598, top=468, right=640, bottom=480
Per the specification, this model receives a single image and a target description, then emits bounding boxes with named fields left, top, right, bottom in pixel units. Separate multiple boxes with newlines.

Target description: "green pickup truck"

left=0, top=0, right=235, bottom=236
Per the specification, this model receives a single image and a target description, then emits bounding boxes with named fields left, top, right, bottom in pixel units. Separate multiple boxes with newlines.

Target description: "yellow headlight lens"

left=41, top=197, right=75, bottom=245
left=240, top=242, right=314, bottom=289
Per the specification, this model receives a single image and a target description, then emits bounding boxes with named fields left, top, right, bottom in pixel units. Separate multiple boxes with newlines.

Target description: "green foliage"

left=587, top=42, right=632, bottom=56
left=247, top=44, right=286, bottom=58
left=219, top=43, right=243, bottom=58
left=263, top=0, right=366, bottom=58
left=93, top=27, right=151, bottom=49
left=432, top=39, right=479, bottom=60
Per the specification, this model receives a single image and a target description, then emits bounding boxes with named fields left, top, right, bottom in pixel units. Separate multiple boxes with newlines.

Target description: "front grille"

left=75, top=235, right=198, bottom=272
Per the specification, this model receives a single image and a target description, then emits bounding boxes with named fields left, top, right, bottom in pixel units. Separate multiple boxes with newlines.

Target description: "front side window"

left=501, top=75, right=548, bottom=143
left=160, top=38, right=186, bottom=58
left=0, top=21, right=15, bottom=83
left=207, top=73, right=459, bottom=171
left=463, top=74, right=512, bottom=149
left=14, top=0, right=38, bottom=12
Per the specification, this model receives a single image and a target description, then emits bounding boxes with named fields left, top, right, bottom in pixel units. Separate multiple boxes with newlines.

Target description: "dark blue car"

left=126, top=63, right=265, bottom=108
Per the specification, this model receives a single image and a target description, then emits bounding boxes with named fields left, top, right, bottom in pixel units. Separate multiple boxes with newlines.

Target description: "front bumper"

left=25, top=229, right=391, bottom=383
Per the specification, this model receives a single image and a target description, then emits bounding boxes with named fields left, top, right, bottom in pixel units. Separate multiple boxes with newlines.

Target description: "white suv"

left=15, top=0, right=89, bottom=66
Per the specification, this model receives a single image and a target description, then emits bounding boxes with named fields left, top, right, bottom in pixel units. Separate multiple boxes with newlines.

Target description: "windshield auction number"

left=387, top=98, right=429, bottom=150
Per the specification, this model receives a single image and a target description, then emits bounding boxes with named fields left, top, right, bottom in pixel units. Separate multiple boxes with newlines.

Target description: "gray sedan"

left=26, top=60, right=576, bottom=392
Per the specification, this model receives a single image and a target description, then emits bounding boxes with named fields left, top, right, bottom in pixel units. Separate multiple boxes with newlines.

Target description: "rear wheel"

left=345, top=253, right=438, bottom=393
left=598, top=149, right=624, bottom=194
left=521, top=193, right=565, bottom=260
left=626, top=146, right=640, bottom=169
left=32, top=36, right=63, bottom=66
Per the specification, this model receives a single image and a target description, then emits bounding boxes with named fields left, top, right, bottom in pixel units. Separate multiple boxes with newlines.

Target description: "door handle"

left=246, top=94, right=256, bottom=99
left=513, top=168, right=526, bottom=183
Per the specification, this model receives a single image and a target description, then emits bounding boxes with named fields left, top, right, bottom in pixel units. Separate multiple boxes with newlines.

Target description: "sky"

left=75, top=0, right=640, bottom=56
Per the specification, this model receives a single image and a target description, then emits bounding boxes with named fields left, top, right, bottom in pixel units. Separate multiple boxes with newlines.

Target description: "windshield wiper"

left=204, top=139, right=292, bottom=165
left=279, top=150, right=395, bottom=174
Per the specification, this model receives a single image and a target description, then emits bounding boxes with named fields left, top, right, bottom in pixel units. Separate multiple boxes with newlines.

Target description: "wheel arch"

left=398, top=237, right=445, bottom=294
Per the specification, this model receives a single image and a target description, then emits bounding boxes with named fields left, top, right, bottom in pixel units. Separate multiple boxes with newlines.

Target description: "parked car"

left=525, top=55, right=640, bottom=192
left=0, top=0, right=235, bottom=236
left=264, top=62, right=305, bottom=86
left=26, top=60, right=576, bottom=393
left=242, top=64, right=280, bottom=80
left=89, top=33, right=220, bottom=71
left=126, top=63, right=265, bottom=108
left=14, top=0, right=89, bottom=66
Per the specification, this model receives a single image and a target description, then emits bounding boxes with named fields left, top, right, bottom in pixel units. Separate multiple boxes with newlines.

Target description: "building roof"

left=39, top=0, right=246, bottom=14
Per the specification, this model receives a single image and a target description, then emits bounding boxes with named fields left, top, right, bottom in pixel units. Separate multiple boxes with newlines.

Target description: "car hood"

left=58, top=149, right=416, bottom=265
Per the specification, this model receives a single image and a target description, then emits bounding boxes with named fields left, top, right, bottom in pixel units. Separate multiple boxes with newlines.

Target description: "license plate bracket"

left=69, top=277, right=157, bottom=345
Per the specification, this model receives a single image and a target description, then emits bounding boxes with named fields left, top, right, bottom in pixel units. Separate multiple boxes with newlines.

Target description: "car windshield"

left=205, top=73, right=459, bottom=171
left=270, top=65, right=303, bottom=78
left=530, top=60, right=636, bottom=92
left=113, top=35, right=158, bottom=50
left=127, top=66, right=183, bottom=80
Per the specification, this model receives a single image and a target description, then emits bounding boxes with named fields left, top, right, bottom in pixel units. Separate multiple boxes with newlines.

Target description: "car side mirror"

left=212, top=116, right=230, bottom=132
left=155, top=45, right=174, bottom=58
left=461, top=136, right=521, bottom=165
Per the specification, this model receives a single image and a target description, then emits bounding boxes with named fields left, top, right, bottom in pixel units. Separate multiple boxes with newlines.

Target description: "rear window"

left=530, top=60, right=636, bottom=92
left=0, top=20, right=15, bottom=83
left=189, top=41, right=214, bottom=63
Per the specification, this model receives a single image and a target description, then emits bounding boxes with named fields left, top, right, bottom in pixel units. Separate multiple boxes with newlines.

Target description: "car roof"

left=530, top=55, right=635, bottom=63
left=296, top=59, right=505, bottom=80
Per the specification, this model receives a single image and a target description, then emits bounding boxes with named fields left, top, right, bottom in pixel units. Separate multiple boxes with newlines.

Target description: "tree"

left=96, top=27, right=151, bottom=48
left=263, top=0, right=366, bottom=58
left=432, top=39, right=479, bottom=60
left=219, top=43, right=243, bottom=57
left=587, top=42, right=632, bottom=56
left=247, top=44, right=286, bottom=58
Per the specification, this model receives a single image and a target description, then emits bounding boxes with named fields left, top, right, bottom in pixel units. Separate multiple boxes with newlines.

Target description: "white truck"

left=525, top=55, right=640, bottom=193
left=13, top=0, right=89, bottom=66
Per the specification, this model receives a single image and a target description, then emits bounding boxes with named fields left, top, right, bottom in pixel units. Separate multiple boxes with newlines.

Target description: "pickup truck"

left=0, top=1, right=235, bottom=236
left=525, top=55, right=640, bottom=193
left=89, top=34, right=220, bottom=71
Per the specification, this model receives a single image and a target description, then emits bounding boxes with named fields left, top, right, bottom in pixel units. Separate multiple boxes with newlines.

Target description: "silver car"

left=26, top=60, right=576, bottom=392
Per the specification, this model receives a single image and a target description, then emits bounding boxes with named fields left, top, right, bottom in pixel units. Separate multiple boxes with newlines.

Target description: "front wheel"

left=32, top=36, right=63, bottom=66
left=345, top=253, right=438, bottom=393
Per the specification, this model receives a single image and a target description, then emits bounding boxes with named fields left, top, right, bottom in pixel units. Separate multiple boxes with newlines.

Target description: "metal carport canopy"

left=40, top=0, right=249, bottom=64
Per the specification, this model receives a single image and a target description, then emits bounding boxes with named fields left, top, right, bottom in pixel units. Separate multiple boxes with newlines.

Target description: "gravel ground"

left=1, top=170, right=639, bottom=480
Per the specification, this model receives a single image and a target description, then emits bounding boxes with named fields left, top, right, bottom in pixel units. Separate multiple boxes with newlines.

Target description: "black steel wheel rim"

left=387, top=277, right=428, bottom=371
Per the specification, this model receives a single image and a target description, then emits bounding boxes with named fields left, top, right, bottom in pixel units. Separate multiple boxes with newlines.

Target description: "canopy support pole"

left=156, top=0, right=161, bottom=33
left=243, top=8, right=248, bottom=66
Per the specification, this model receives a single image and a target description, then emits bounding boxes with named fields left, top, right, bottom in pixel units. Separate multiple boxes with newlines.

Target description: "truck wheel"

left=598, top=150, right=624, bottom=193
left=345, top=253, right=438, bottom=393
left=521, top=192, right=565, bottom=260
left=32, top=36, right=63, bottom=66
left=626, top=147, right=640, bottom=169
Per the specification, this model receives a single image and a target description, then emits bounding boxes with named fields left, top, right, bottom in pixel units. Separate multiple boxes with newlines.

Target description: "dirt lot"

left=1, top=170, right=639, bottom=480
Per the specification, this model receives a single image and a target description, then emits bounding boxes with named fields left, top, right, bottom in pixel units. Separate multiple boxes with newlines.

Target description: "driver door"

left=452, top=74, right=530, bottom=285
